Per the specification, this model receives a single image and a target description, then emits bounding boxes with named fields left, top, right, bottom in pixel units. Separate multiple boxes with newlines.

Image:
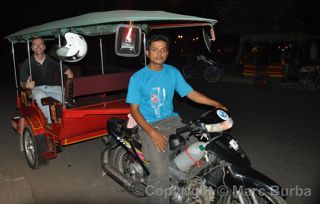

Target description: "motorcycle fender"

left=224, top=165, right=286, bottom=199
left=108, top=129, right=150, bottom=176
left=205, top=134, right=250, bottom=167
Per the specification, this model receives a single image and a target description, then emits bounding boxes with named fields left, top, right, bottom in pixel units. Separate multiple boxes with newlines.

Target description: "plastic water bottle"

left=174, top=142, right=208, bottom=172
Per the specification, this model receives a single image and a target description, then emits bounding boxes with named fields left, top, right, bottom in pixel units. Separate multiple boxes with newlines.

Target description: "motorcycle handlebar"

left=176, top=121, right=206, bottom=135
left=176, top=125, right=190, bottom=134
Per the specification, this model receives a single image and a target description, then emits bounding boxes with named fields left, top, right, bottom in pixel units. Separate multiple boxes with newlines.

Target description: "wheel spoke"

left=23, top=129, right=38, bottom=168
left=26, top=138, right=35, bottom=162
left=248, top=189, right=259, bottom=204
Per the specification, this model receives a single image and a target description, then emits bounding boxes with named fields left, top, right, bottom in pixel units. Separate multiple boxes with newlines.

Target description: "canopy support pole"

left=99, top=38, right=105, bottom=74
left=58, top=34, right=66, bottom=108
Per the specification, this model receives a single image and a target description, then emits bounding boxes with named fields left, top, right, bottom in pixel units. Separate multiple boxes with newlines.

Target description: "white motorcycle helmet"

left=55, top=32, right=87, bottom=62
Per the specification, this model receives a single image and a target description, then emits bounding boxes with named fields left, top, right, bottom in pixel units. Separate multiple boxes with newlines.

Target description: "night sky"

left=1, top=0, right=319, bottom=36
left=0, top=0, right=201, bottom=62
left=0, top=0, right=319, bottom=64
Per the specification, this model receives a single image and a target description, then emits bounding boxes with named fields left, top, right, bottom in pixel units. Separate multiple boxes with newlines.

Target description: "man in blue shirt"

left=126, top=34, right=226, bottom=204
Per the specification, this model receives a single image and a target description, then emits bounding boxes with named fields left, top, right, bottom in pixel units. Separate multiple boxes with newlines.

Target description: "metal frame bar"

left=11, top=43, right=19, bottom=93
left=143, top=32, right=147, bottom=66
left=58, top=34, right=66, bottom=107
left=26, top=39, right=34, bottom=102
left=99, top=38, right=105, bottom=74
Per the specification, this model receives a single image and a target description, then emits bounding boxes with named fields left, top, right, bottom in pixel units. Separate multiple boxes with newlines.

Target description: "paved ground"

left=0, top=68, right=319, bottom=204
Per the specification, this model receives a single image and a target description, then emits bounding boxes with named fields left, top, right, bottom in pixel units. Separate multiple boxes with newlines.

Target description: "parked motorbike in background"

left=101, top=108, right=286, bottom=204
left=183, top=55, right=224, bottom=83
left=296, top=63, right=320, bottom=92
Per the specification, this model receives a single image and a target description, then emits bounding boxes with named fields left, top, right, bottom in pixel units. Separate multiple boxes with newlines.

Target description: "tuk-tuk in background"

left=237, top=33, right=320, bottom=82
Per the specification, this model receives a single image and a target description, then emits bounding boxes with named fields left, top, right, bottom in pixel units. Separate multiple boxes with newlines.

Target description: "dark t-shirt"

left=20, top=55, right=68, bottom=86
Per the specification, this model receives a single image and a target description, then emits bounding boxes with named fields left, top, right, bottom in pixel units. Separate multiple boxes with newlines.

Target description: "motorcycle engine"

left=128, top=162, right=145, bottom=183
left=170, top=177, right=215, bottom=204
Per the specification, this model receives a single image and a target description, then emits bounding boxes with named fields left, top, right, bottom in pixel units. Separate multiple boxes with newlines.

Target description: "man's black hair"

left=147, top=34, right=170, bottom=50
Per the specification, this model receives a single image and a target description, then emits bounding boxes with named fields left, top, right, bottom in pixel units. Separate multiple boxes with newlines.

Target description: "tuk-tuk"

left=237, top=33, right=320, bottom=79
left=5, top=10, right=217, bottom=169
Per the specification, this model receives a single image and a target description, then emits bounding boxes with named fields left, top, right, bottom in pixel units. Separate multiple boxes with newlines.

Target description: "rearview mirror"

left=115, top=25, right=141, bottom=57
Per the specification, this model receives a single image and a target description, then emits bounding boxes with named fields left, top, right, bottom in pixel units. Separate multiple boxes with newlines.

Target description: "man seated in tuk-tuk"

left=19, top=37, right=74, bottom=124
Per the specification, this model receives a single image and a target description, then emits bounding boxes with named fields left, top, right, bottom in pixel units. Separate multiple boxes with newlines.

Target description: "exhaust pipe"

left=103, top=163, right=134, bottom=190
left=101, top=148, right=133, bottom=190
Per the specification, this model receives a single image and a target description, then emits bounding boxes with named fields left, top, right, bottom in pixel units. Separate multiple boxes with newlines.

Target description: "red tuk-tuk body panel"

left=57, top=100, right=130, bottom=145
left=11, top=113, right=45, bottom=136
left=24, top=115, right=45, bottom=135
left=10, top=73, right=132, bottom=163
left=12, top=97, right=46, bottom=136
left=243, top=64, right=285, bottom=78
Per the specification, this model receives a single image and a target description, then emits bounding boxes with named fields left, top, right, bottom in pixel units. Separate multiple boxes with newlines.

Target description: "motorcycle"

left=101, top=109, right=286, bottom=204
left=296, top=63, right=320, bottom=92
left=183, top=55, right=224, bottom=83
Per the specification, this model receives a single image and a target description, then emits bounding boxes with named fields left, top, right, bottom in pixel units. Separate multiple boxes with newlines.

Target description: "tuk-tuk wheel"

left=22, top=127, right=39, bottom=169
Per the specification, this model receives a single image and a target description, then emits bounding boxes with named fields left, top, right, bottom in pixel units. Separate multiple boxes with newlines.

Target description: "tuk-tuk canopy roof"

left=5, top=10, right=217, bottom=43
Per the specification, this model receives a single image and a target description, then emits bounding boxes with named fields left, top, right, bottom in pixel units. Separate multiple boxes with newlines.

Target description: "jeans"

left=33, top=85, right=63, bottom=124
left=139, top=116, right=184, bottom=204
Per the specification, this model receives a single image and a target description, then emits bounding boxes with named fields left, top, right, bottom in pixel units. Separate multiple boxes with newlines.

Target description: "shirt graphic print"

left=151, top=87, right=166, bottom=118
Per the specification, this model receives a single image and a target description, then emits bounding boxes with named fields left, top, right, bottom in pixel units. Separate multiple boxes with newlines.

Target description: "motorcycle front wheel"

left=217, top=187, right=286, bottom=204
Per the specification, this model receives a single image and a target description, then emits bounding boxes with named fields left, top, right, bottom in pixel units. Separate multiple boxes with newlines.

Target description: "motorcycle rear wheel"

left=217, top=187, right=286, bottom=204
left=114, top=147, right=147, bottom=198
